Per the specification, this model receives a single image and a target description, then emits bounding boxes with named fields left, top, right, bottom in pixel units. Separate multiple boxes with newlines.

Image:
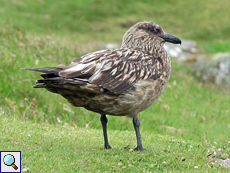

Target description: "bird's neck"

left=121, top=39, right=164, bottom=56
left=121, top=42, right=170, bottom=65
left=121, top=43, right=171, bottom=80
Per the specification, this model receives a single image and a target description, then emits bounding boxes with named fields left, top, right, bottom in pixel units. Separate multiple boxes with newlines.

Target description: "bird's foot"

left=124, top=145, right=151, bottom=152
left=104, top=144, right=112, bottom=149
left=133, top=146, right=152, bottom=152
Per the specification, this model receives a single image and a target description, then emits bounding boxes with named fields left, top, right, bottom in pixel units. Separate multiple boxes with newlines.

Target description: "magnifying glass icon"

left=3, top=154, right=18, bottom=170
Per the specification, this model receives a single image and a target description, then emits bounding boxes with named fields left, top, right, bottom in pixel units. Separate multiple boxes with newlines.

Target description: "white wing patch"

left=63, top=64, right=88, bottom=73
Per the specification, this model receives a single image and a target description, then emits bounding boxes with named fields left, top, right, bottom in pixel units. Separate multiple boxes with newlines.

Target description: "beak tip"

left=160, top=33, right=182, bottom=45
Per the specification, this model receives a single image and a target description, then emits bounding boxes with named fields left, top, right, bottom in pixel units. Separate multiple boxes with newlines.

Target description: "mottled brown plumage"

left=24, top=21, right=181, bottom=151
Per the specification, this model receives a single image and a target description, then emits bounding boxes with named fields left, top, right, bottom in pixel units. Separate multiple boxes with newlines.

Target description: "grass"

left=1, top=117, right=229, bottom=172
left=1, top=0, right=230, bottom=172
left=0, top=0, right=230, bottom=52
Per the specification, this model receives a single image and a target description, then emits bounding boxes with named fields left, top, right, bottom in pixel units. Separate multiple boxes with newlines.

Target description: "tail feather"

left=23, top=67, right=60, bottom=75
left=41, top=73, right=59, bottom=79
left=36, top=77, right=87, bottom=85
left=24, top=65, right=105, bottom=105
left=22, top=64, right=65, bottom=75
left=24, top=65, right=89, bottom=93
left=33, top=84, right=45, bottom=88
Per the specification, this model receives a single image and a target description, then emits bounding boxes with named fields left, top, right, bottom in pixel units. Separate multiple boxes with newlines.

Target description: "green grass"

left=1, top=117, right=229, bottom=172
left=0, top=0, right=230, bottom=52
left=1, top=0, right=230, bottom=172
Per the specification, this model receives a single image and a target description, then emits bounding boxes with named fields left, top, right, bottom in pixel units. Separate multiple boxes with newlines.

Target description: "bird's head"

left=121, top=21, right=181, bottom=51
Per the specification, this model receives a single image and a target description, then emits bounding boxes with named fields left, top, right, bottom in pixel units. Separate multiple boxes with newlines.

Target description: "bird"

left=24, top=21, right=181, bottom=151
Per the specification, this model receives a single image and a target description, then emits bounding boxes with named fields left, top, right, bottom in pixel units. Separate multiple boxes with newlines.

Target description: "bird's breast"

left=116, top=77, right=169, bottom=117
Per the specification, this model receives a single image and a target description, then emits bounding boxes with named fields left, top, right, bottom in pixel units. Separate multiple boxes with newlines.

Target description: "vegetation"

left=1, top=118, right=228, bottom=172
left=1, top=0, right=230, bottom=172
left=1, top=0, right=230, bottom=51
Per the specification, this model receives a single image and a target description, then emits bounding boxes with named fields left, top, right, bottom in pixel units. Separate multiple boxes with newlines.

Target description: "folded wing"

left=59, top=48, right=164, bottom=94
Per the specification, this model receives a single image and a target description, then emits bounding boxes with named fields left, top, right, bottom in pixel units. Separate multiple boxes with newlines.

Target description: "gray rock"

left=214, top=53, right=230, bottom=86
left=164, top=39, right=230, bottom=88
left=164, top=40, right=199, bottom=61
left=188, top=53, right=230, bottom=87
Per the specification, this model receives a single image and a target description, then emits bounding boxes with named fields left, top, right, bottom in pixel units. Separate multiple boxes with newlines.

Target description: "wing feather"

left=59, top=48, right=164, bottom=94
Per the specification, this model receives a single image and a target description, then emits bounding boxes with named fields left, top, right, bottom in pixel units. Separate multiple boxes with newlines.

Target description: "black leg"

left=133, top=115, right=148, bottom=151
left=100, top=114, right=112, bottom=149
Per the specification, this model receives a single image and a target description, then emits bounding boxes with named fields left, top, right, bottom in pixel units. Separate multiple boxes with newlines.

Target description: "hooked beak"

left=160, top=33, right=181, bottom=45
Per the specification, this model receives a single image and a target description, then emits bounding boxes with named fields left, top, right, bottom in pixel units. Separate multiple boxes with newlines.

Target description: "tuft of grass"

left=1, top=117, right=229, bottom=172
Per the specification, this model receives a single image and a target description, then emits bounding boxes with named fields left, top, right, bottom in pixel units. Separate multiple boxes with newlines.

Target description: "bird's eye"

left=148, top=27, right=158, bottom=33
